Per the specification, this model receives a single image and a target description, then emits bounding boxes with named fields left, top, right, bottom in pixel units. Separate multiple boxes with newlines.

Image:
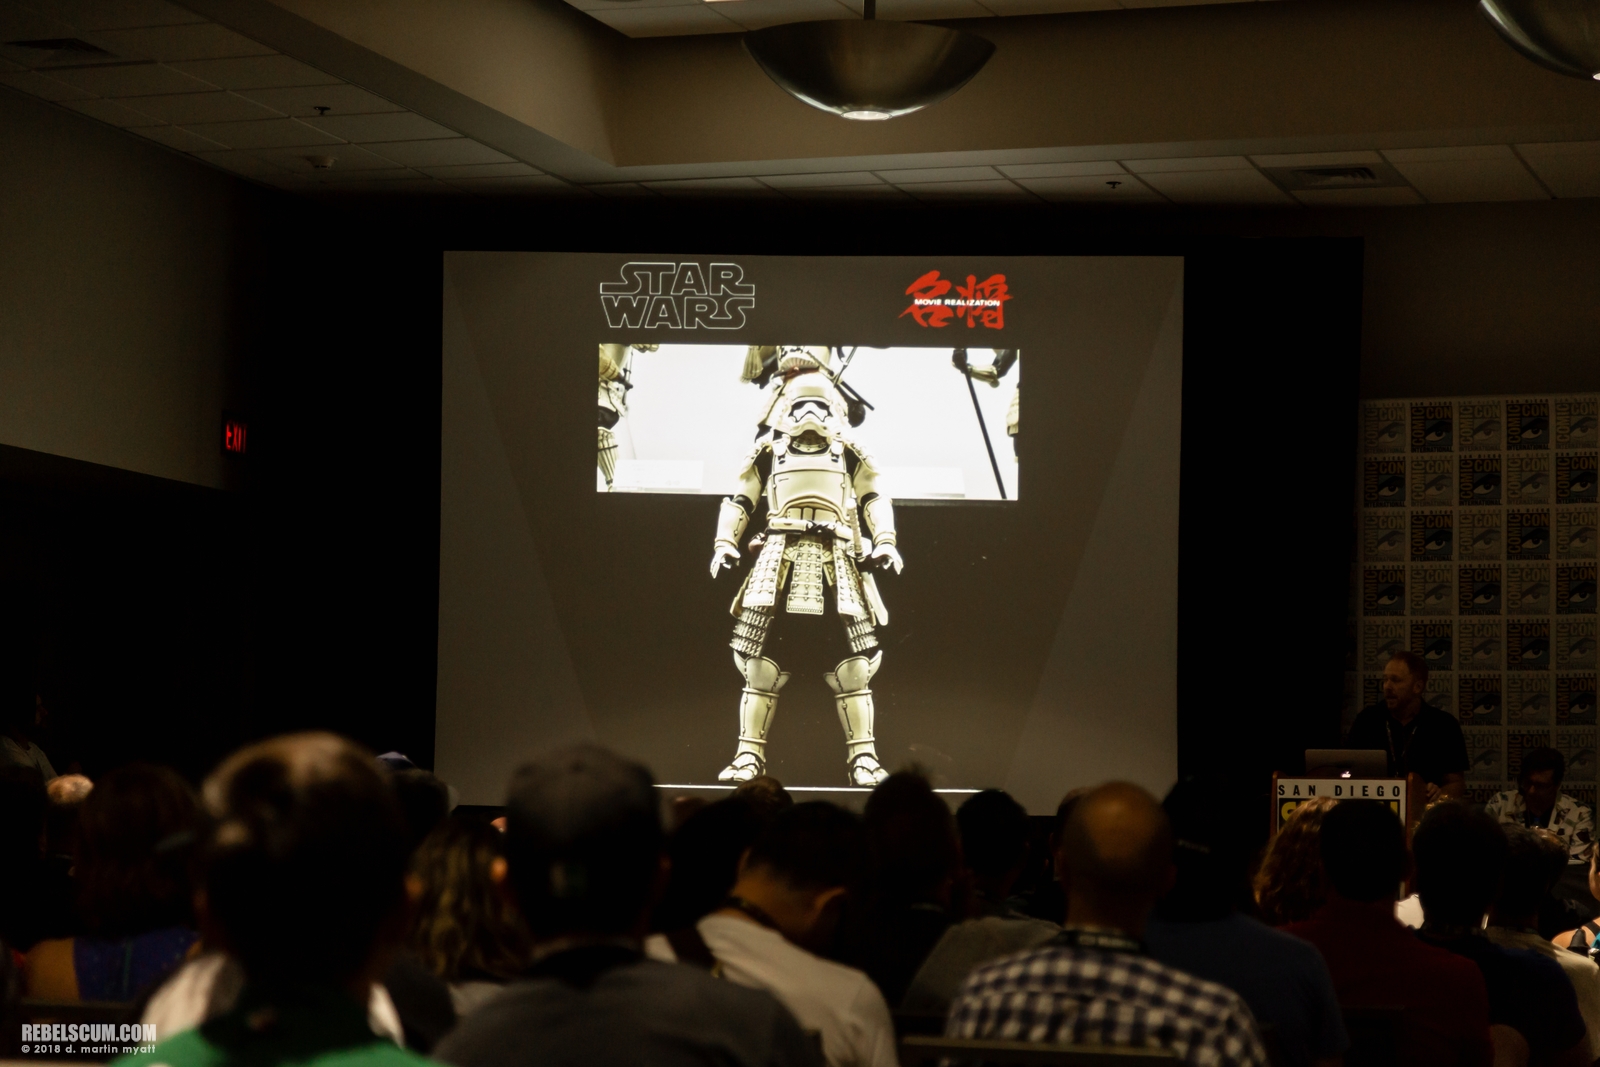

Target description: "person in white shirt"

left=1487, top=825, right=1600, bottom=1064
left=648, top=802, right=897, bottom=1067
left=1484, top=746, right=1596, bottom=867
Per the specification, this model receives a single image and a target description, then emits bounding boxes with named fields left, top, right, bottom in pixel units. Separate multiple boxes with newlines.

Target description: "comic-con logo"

left=900, top=270, right=1010, bottom=329
left=600, top=261, right=755, bottom=330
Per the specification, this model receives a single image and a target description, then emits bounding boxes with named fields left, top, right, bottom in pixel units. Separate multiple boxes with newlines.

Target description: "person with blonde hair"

left=1255, top=797, right=1338, bottom=927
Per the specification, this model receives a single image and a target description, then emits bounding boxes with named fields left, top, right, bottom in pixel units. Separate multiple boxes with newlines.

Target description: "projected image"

left=596, top=343, right=1020, bottom=501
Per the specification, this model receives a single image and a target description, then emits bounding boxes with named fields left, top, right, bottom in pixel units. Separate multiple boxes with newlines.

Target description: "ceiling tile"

left=306, top=165, right=425, bottom=183
left=181, top=117, right=340, bottom=148
left=0, top=57, right=27, bottom=72
left=838, top=0, right=994, bottom=16
left=1514, top=141, right=1600, bottom=199
left=1382, top=144, right=1510, bottom=163
left=758, top=171, right=885, bottom=187
left=877, top=165, right=1001, bottom=183
left=1293, top=186, right=1424, bottom=206
left=117, top=89, right=279, bottom=123
left=998, top=160, right=1125, bottom=179
left=968, top=0, right=1115, bottom=12
left=365, top=138, right=513, bottom=167
left=419, top=161, right=542, bottom=179
left=709, top=0, right=855, bottom=30
left=1384, top=145, right=1547, bottom=203
left=1015, top=174, right=1160, bottom=200
left=1135, top=167, right=1294, bottom=204
left=60, top=95, right=163, bottom=125
left=1122, top=155, right=1252, bottom=174
left=0, top=68, right=95, bottom=99
left=565, top=0, right=702, bottom=11
left=38, top=0, right=205, bottom=30
left=588, top=5, right=742, bottom=36
left=585, top=183, right=660, bottom=197
left=47, top=61, right=214, bottom=96
left=778, top=184, right=913, bottom=198
left=1250, top=150, right=1385, bottom=168
left=897, top=178, right=1033, bottom=199
left=168, top=55, right=337, bottom=90
left=449, top=175, right=573, bottom=193
left=314, top=177, right=456, bottom=195
left=251, top=144, right=404, bottom=173
left=308, top=111, right=458, bottom=143
left=131, top=122, right=227, bottom=151
left=190, top=149, right=293, bottom=178
left=643, top=176, right=778, bottom=195
left=0, top=10, right=81, bottom=58
left=235, top=83, right=400, bottom=117
left=84, top=23, right=274, bottom=62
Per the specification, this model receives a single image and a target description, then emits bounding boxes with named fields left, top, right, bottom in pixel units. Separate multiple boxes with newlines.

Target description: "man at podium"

left=1346, top=650, right=1466, bottom=801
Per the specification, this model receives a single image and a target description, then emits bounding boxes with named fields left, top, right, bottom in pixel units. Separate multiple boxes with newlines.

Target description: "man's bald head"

left=1059, top=782, right=1174, bottom=914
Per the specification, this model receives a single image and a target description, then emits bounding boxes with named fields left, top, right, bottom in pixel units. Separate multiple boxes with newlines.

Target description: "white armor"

left=711, top=366, right=902, bottom=785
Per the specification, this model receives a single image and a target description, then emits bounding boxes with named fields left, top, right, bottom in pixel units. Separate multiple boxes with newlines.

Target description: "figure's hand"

left=870, top=543, right=903, bottom=575
left=710, top=544, right=740, bottom=579
left=1424, top=781, right=1442, bottom=804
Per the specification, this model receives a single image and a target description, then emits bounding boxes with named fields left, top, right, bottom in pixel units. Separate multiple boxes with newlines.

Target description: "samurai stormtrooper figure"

left=710, top=347, right=903, bottom=786
left=597, top=343, right=629, bottom=491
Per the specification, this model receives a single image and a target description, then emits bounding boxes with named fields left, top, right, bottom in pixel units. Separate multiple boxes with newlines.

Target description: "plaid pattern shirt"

left=946, top=931, right=1270, bottom=1067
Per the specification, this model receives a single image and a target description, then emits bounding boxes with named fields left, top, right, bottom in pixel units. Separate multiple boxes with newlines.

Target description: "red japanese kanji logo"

left=899, top=270, right=1010, bottom=329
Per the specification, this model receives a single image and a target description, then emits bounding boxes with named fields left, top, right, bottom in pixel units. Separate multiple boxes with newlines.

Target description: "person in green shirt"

left=115, top=732, right=432, bottom=1067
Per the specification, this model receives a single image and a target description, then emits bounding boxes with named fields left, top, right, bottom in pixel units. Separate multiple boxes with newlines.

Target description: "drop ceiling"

left=4, top=0, right=1600, bottom=206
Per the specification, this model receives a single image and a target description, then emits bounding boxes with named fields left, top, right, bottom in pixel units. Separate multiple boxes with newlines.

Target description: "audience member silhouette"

left=1147, top=778, right=1347, bottom=1067
left=435, top=744, right=821, bottom=1067
left=947, top=782, right=1269, bottom=1067
left=116, top=732, right=433, bottom=1067
left=1283, top=799, right=1493, bottom=1067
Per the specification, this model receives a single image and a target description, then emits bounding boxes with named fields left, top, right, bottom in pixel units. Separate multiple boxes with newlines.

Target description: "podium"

left=1270, top=772, right=1424, bottom=835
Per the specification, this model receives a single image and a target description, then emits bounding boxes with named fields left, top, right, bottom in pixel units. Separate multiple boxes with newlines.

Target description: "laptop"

left=1304, top=748, right=1389, bottom=779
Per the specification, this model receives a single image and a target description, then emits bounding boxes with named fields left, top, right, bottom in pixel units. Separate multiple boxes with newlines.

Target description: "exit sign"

left=223, top=414, right=248, bottom=455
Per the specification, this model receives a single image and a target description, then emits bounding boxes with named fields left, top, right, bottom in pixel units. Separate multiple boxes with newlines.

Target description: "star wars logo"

left=599, top=261, right=755, bottom=330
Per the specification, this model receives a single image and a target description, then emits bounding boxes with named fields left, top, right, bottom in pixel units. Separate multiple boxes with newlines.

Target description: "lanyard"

left=1049, top=927, right=1146, bottom=956
left=1385, top=715, right=1418, bottom=774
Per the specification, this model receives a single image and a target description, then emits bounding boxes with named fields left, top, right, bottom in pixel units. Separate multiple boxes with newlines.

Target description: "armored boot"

left=825, top=651, right=887, bottom=786
left=597, top=426, right=618, bottom=490
left=718, top=653, right=788, bottom=782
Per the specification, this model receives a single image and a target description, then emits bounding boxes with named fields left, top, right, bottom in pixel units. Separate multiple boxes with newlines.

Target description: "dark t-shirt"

left=1145, top=914, right=1347, bottom=1067
left=435, top=946, right=822, bottom=1067
left=1416, top=932, right=1587, bottom=1063
left=1346, top=703, right=1468, bottom=785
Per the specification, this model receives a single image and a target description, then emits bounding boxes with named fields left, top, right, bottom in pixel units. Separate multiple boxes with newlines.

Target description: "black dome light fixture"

left=1479, top=0, right=1600, bottom=79
left=741, top=0, right=995, bottom=121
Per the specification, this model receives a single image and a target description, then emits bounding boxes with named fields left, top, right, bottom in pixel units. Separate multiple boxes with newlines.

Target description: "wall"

left=0, top=88, right=255, bottom=490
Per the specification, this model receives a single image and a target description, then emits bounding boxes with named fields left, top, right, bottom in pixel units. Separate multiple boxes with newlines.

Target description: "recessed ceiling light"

left=1480, top=0, right=1600, bottom=81
left=841, top=110, right=892, bottom=121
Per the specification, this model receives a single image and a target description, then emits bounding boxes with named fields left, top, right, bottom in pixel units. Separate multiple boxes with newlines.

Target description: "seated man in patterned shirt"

left=1485, top=746, right=1595, bottom=866
left=946, top=782, right=1268, bottom=1067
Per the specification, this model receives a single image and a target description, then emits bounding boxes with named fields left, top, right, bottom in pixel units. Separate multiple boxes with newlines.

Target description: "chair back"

left=900, top=1035, right=1179, bottom=1066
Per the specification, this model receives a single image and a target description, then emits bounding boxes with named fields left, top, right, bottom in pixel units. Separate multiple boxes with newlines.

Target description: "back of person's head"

left=45, top=774, right=92, bottom=857
left=391, top=768, right=451, bottom=854
left=1059, top=782, right=1173, bottom=912
left=655, top=796, right=768, bottom=931
left=1518, top=746, right=1565, bottom=786
left=957, top=789, right=1029, bottom=882
left=863, top=770, right=960, bottom=904
left=1156, top=777, right=1257, bottom=922
left=744, top=801, right=867, bottom=893
left=1254, top=796, right=1337, bottom=924
left=503, top=744, right=662, bottom=939
left=1413, top=801, right=1508, bottom=927
left=409, top=814, right=532, bottom=982
left=76, top=763, right=199, bottom=938
left=1317, top=799, right=1407, bottom=904
left=1495, top=826, right=1567, bottom=923
left=202, top=732, right=409, bottom=987
left=0, top=765, right=46, bottom=861
left=731, top=775, right=793, bottom=819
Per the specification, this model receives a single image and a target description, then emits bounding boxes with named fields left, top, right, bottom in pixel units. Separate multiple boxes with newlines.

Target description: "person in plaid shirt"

left=946, top=783, right=1268, bottom=1067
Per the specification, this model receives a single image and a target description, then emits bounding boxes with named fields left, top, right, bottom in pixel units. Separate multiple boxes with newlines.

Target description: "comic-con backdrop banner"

left=1356, top=395, right=1599, bottom=810
left=437, top=253, right=1184, bottom=809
